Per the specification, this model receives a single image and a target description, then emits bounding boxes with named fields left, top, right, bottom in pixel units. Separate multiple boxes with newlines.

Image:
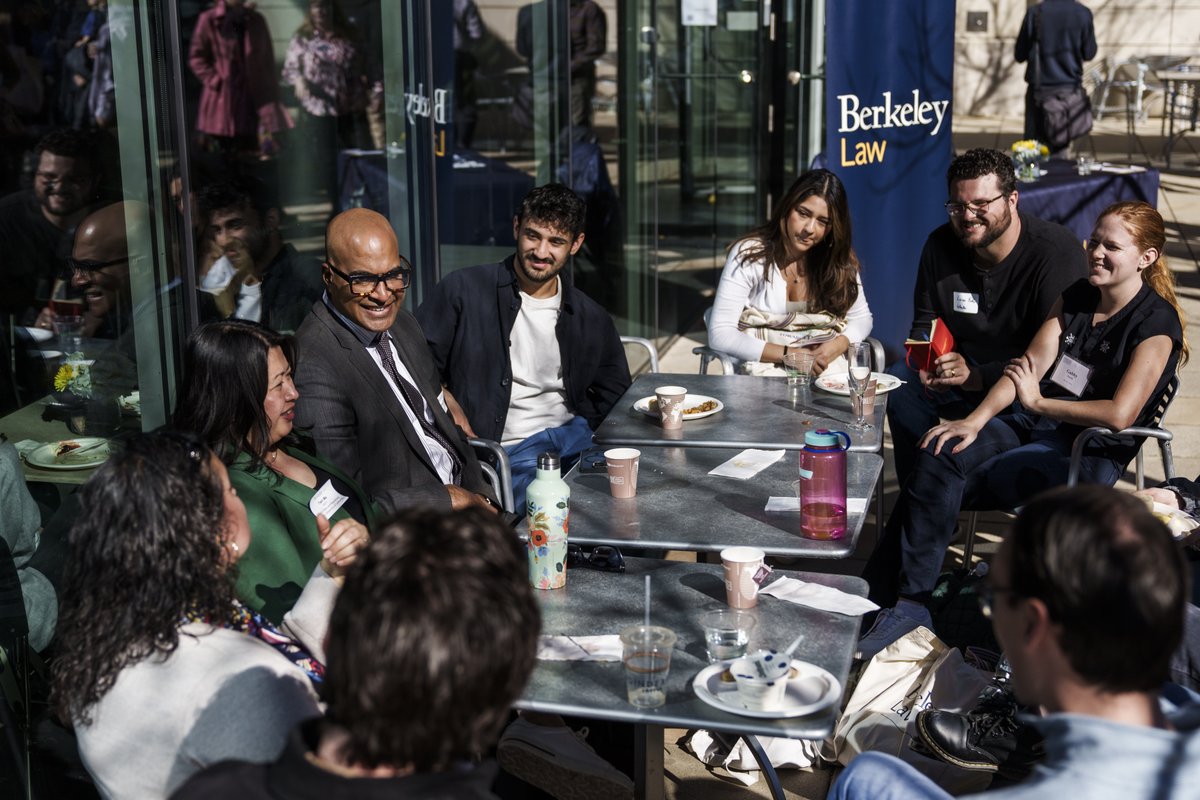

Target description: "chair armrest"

left=1067, top=426, right=1174, bottom=487
left=692, top=345, right=736, bottom=375
left=468, top=437, right=515, bottom=514
left=865, top=336, right=886, bottom=373
left=620, top=336, right=659, bottom=374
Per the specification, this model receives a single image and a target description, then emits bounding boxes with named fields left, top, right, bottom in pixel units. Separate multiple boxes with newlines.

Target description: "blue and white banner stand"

left=825, top=0, right=956, bottom=354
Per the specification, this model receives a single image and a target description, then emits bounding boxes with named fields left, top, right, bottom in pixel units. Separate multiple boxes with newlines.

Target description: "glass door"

left=620, top=0, right=820, bottom=345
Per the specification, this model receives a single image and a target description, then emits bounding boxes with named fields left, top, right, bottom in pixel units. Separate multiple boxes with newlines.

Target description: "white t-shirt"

left=198, top=254, right=263, bottom=322
left=501, top=280, right=574, bottom=446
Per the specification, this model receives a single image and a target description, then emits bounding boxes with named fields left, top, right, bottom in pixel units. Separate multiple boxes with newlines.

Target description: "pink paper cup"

left=604, top=448, right=641, bottom=499
left=721, top=546, right=766, bottom=609
left=655, top=385, right=687, bottom=430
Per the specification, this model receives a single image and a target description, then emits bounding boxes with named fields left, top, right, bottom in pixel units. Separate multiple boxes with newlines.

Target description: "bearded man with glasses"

left=881, top=148, right=1087, bottom=490
left=293, top=208, right=498, bottom=516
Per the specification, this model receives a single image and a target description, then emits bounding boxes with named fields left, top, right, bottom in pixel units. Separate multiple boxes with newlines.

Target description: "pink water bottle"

left=798, top=429, right=850, bottom=540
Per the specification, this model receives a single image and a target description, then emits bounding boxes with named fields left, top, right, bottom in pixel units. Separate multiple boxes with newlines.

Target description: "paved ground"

left=648, top=114, right=1200, bottom=798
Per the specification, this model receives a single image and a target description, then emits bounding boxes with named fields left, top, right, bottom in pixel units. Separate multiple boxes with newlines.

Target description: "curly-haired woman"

left=52, top=432, right=333, bottom=798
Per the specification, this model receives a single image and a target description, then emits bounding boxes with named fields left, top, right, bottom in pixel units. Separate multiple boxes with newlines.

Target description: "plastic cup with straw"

left=619, top=575, right=676, bottom=707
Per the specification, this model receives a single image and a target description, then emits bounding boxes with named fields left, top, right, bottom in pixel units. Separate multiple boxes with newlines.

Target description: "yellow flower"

left=53, top=364, right=75, bottom=392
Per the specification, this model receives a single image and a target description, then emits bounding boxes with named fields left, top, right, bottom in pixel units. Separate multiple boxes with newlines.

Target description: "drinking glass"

left=847, top=342, right=874, bottom=431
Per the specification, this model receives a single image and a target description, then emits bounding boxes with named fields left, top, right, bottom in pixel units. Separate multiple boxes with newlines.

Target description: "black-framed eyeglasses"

left=944, top=193, right=1008, bottom=217
left=977, top=581, right=1019, bottom=619
left=566, top=544, right=625, bottom=574
left=325, top=258, right=412, bottom=297
left=66, top=256, right=129, bottom=277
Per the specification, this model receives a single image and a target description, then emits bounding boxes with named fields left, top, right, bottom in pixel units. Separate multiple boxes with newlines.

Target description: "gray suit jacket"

left=293, top=301, right=492, bottom=514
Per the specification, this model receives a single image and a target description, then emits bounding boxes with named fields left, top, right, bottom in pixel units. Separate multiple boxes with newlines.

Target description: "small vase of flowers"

left=52, top=353, right=93, bottom=406
left=1011, top=139, right=1049, bottom=182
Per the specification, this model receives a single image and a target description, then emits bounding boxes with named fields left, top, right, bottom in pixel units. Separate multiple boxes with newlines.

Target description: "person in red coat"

left=188, top=0, right=292, bottom=160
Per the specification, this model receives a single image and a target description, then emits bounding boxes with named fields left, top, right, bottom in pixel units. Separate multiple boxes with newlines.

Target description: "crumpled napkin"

left=759, top=576, right=879, bottom=616
left=709, top=449, right=785, bottom=480
left=537, top=634, right=623, bottom=661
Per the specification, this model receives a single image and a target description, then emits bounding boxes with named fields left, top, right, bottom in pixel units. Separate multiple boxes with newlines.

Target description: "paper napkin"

left=709, top=449, right=785, bottom=480
left=759, top=576, right=879, bottom=616
left=536, top=634, right=623, bottom=661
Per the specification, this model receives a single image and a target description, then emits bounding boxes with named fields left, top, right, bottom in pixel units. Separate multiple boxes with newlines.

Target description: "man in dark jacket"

left=1014, top=0, right=1097, bottom=156
left=196, top=178, right=323, bottom=334
left=417, top=183, right=630, bottom=512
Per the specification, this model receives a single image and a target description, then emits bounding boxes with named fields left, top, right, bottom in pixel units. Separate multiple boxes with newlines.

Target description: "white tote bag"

left=822, top=626, right=994, bottom=793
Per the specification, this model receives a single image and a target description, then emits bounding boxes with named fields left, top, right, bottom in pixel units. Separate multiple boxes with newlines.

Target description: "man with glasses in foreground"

left=293, top=208, right=497, bottom=515
left=416, top=184, right=630, bottom=513
left=882, top=148, right=1085, bottom=491
left=831, top=485, right=1200, bottom=800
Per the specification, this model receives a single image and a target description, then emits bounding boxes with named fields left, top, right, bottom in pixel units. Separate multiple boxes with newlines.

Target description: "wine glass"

left=847, top=342, right=874, bottom=431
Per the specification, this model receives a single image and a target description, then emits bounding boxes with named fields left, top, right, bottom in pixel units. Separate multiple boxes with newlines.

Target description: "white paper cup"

left=655, top=385, right=687, bottom=430
left=721, top=546, right=766, bottom=608
left=604, top=448, right=641, bottom=499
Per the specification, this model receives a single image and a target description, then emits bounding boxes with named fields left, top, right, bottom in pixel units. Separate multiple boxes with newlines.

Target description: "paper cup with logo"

left=655, top=385, right=687, bottom=430
left=721, top=546, right=767, bottom=608
left=851, top=378, right=878, bottom=418
left=604, top=448, right=641, bottom=499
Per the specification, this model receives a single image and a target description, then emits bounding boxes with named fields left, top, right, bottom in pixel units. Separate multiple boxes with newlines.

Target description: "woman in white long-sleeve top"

left=708, top=169, right=872, bottom=375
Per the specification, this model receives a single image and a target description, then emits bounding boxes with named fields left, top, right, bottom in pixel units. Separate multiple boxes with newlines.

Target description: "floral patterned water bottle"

left=527, top=451, right=570, bottom=589
left=797, top=429, right=850, bottom=540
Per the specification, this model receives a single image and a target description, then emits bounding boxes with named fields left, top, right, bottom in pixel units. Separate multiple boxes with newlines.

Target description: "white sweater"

left=708, top=238, right=873, bottom=364
left=75, top=568, right=336, bottom=799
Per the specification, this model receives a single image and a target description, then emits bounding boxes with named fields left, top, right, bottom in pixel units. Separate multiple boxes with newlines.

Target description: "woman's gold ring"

left=949, top=369, right=957, bottom=378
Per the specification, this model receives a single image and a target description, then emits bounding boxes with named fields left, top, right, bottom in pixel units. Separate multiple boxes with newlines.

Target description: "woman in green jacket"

left=174, top=319, right=376, bottom=622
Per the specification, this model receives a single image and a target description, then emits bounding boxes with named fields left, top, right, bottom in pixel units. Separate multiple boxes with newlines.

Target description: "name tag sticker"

left=1049, top=353, right=1092, bottom=398
left=953, top=292, right=980, bottom=315
left=309, top=480, right=350, bottom=519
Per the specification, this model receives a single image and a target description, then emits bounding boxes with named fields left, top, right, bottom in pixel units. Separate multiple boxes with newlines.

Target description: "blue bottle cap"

left=804, top=429, right=842, bottom=447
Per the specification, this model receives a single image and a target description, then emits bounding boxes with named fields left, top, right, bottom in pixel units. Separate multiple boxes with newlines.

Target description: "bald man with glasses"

left=881, top=148, right=1087, bottom=490
left=293, top=208, right=497, bottom=515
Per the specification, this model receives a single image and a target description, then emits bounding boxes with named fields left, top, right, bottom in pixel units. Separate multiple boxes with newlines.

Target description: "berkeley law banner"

left=825, top=0, right=956, bottom=353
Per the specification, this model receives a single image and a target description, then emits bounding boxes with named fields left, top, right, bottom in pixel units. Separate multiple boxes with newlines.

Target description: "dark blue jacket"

left=416, top=256, right=631, bottom=443
left=1014, top=0, right=1097, bottom=89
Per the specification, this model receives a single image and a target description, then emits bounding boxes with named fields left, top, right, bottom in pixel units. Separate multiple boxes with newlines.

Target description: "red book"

left=904, top=318, right=955, bottom=372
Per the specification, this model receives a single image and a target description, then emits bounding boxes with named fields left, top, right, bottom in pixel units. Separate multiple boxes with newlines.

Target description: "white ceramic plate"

left=25, top=438, right=112, bottom=471
left=814, top=372, right=903, bottom=396
left=16, top=326, right=53, bottom=343
left=633, top=394, right=724, bottom=420
left=1152, top=502, right=1199, bottom=540
left=692, top=659, right=842, bottom=719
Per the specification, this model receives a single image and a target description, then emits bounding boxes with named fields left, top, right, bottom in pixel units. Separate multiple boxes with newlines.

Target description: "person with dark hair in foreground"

left=831, top=485, right=1200, bottom=800
left=173, top=507, right=540, bottom=799
left=416, top=183, right=630, bottom=512
left=53, top=432, right=327, bottom=799
left=884, top=148, right=1086, bottom=488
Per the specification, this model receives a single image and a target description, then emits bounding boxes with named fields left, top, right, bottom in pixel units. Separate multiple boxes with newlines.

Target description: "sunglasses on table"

left=566, top=544, right=625, bottom=573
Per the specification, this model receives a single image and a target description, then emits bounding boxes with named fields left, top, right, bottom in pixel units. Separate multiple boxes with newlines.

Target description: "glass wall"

left=0, top=0, right=824, bottom=449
